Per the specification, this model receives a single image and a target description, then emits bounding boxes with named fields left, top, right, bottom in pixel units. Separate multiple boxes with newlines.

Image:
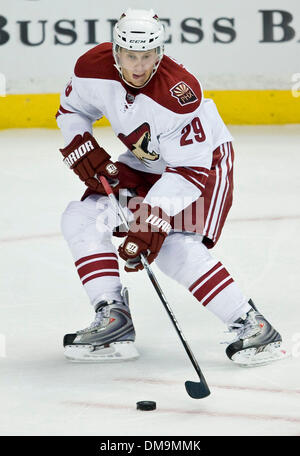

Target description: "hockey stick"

left=100, top=176, right=210, bottom=399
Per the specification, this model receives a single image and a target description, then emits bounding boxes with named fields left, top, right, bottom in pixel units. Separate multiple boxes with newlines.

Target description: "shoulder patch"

left=170, top=81, right=198, bottom=106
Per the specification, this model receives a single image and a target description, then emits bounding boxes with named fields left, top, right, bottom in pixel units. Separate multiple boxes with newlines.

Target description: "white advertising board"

left=1, top=0, right=299, bottom=93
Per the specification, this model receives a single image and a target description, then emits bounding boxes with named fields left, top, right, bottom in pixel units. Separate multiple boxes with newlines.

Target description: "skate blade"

left=231, top=342, right=290, bottom=367
left=64, top=341, right=140, bottom=363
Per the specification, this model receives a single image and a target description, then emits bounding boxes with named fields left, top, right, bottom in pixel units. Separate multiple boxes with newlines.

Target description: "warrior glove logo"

left=124, top=242, right=139, bottom=256
left=64, top=140, right=94, bottom=168
left=170, top=81, right=198, bottom=106
left=145, top=214, right=171, bottom=234
left=105, top=163, right=118, bottom=176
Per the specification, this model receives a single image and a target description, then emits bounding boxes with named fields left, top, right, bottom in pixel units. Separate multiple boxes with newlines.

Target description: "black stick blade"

left=185, top=381, right=211, bottom=399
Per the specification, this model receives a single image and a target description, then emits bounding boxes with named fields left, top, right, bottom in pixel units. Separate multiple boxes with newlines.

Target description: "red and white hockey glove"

left=118, top=203, right=171, bottom=272
left=60, top=132, right=119, bottom=194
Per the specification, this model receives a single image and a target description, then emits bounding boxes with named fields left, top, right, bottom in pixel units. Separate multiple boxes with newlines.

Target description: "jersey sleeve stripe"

left=55, top=104, right=75, bottom=119
left=165, top=166, right=209, bottom=192
left=185, top=167, right=209, bottom=177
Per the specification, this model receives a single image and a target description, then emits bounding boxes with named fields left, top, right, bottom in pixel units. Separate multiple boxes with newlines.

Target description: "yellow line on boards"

left=0, top=91, right=299, bottom=129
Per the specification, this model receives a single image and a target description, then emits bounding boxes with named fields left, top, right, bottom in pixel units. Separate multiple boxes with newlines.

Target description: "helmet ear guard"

left=113, top=8, right=165, bottom=88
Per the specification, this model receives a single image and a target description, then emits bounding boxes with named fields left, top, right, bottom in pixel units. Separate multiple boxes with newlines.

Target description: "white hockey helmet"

left=113, top=9, right=165, bottom=88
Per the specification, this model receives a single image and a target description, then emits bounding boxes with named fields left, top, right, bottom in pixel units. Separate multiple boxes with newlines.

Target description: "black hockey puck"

left=136, top=401, right=156, bottom=411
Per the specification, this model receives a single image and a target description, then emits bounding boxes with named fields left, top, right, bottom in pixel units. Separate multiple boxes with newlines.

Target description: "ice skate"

left=225, top=300, right=288, bottom=366
left=63, top=288, right=139, bottom=362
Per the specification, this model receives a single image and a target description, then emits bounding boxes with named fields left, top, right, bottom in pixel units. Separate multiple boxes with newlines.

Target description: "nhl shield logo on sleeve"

left=170, top=81, right=198, bottom=106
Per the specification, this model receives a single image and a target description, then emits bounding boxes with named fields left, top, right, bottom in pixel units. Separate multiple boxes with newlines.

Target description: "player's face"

left=118, top=48, right=158, bottom=87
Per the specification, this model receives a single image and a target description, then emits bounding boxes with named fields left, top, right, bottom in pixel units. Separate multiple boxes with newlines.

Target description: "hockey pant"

left=61, top=194, right=251, bottom=324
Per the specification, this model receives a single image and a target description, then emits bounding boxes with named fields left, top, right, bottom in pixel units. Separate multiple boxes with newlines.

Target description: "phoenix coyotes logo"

left=118, top=123, right=159, bottom=165
left=170, top=81, right=198, bottom=106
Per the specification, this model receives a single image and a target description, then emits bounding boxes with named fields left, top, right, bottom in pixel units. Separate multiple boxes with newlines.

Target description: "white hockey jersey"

left=57, top=42, right=233, bottom=216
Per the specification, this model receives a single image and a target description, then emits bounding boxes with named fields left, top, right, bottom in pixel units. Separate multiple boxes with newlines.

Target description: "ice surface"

left=0, top=126, right=299, bottom=436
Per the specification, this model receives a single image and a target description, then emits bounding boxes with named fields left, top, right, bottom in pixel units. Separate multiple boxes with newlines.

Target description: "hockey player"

left=57, top=9, right=286, bottom=365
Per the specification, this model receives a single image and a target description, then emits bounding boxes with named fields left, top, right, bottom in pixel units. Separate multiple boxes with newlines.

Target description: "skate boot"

left=225, top=299, right=288, bottom=366
left=63, top=288, right=139, bottom=362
